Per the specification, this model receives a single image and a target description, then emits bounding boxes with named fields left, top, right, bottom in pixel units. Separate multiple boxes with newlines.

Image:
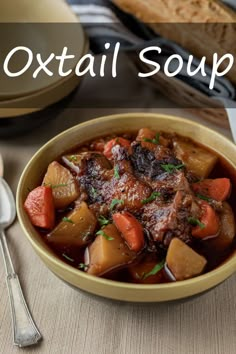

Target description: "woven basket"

left=130, top=53, right=229, bottom=129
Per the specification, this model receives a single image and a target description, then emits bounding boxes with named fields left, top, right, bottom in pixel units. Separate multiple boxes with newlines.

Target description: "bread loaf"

left=113, top=0, right=236, bottom=84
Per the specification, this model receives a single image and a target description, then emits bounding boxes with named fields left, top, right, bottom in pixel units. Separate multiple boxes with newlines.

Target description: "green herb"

left=161, top=163, right=185, bottom=173
left=43, top=183, right=68, bottom=189
left=78, top=263, right=88, bottom=270
left=188, top=217, right=205, bottom=229
left=96, top=230, right=114, bottom=241
left=62, top=217, right=75, bottom=224
left=62, top=254, right=74, bottom=262
left=68, top=155, right=77, bottom=162
left=196, top=193, right=211, bottom=202
left=91, top=186, right=98, bottom=198
left=142, top=260, right=165, bottom=280
left=143, top=133, right=160, bottom=145
left=141, top=191, right=161, bottom=204
left=98, top=215, right=110, bottom=226
left=114, top=165, right=120, bottom=179
left=110, top=199, right=124, bottom=210
left=51, top=183, right=68, bottom=189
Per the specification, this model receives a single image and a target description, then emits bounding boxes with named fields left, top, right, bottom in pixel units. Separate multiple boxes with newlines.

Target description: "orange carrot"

left=112, top=212, right=144, bottom=252
left=103, top=137, right=131, bottom=159
left=191, top=201, right=220, bottom=239
left=192, top=178, right=231, bottom=201
left=136, top=128, right=158, bottom=150
left=24, top=186, right=55, bottom=229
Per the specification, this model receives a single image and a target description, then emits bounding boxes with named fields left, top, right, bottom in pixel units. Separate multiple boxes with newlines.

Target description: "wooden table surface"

left=0, top=65, right=236, bottom=354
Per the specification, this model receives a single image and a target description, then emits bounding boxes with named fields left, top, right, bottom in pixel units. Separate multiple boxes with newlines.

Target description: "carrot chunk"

left=103, top=137, right=130, bottom=159
left=192, top=178, right=231, bottom=201
left=112, top=212, right=144, bottom=252
left=24, top=186, right=55, bottom=229
left=205, top=202, right=235, bottom=251
left=191, top=201, right=220, bottom=239
left=136, top=128, right=158, bottom=150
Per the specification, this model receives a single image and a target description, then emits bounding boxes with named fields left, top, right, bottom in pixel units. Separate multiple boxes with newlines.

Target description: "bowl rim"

left=16, top=112, right=236, bottom=292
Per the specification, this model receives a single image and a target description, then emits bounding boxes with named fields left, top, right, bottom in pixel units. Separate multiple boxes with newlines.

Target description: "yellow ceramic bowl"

left=16, top=113, right=236, bottom=302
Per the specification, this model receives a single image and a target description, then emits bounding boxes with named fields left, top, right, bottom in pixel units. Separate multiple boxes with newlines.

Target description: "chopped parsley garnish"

left=62, top=254, right=74, bottom=262
left=51, top=183, right=68, bottom=189
left=96, top=230, right=114, bottom=240
left=78, top=263, right=88, bottom=270
left=114, top=165, right=120, bottom=179
left=110, top=199, right=124, bottom=210
left=161, top=163, right=185, bottom=173
left=142, top=260, right=165, bottom=280
left=91, top=186, right=98, bottom=198
left=43, top=183, right=68, bottom=189
left=68, top=155, right=77, bottom=162
left=62, top=217, right=75, bottom=224
left=143, top=133, right=160, bottom=145
left=196, top=193, right=211, bottom=202
left=188, top=217, right=205, bottom=229
left=98, top=215, right=110, bottom=226
left=141, top=191, right=161, bottom=204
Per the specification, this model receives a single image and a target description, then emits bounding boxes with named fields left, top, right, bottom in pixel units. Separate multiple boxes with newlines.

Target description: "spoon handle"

left=0, top=229, right=42, bottom=347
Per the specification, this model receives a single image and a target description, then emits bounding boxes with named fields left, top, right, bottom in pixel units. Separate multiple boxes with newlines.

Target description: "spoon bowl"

left=0, top=153, right=3, bottom=177
left=0, top=177, right=16, bottom=229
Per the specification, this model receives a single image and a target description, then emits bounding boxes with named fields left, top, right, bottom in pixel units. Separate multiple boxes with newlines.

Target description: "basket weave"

left=131, top=53, right=229, bottom=129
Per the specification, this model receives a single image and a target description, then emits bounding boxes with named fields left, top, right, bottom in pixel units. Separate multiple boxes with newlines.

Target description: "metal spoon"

left=0, top=175, right=42, bottom=347
left=0, top=153, right=3, bottom=177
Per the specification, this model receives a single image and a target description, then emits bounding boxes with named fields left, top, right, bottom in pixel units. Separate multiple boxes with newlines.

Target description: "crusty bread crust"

left=113, top=0, right=236, bottom=84
left=113, top=0, right=236, bottom=23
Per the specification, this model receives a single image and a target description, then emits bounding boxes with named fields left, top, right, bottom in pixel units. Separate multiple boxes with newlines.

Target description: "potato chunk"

left=166, top=238, right=207, bottom=280
left=86, top=224, right=137, bottom=276
left=206, top=202, right=235, bottom=251
left=173, top=138, right=217, bottom=178
left=43, top=161, right=79, bottom=209
left=48, top=202, right=97, bottom=246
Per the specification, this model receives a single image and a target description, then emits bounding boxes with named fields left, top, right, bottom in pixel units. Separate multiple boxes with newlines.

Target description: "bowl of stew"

left=16, top=113, right=236, bottom=302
